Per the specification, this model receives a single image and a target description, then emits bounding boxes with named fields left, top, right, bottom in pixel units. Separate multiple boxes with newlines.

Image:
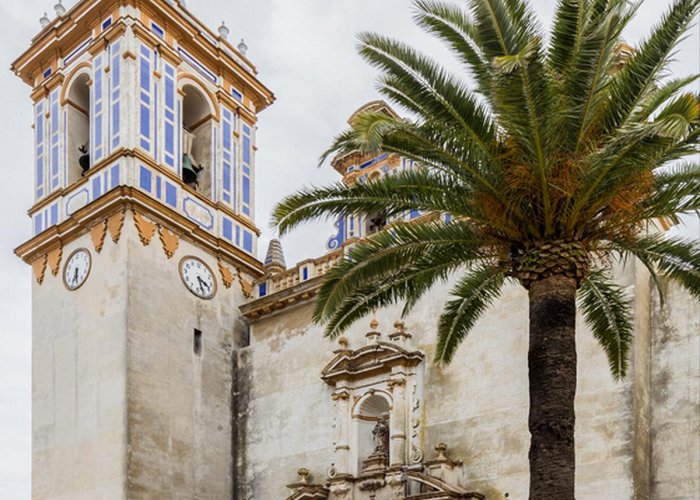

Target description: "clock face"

left=63, top=248, right=92, bottom=291
left=179, top=257, right=217, bottom=299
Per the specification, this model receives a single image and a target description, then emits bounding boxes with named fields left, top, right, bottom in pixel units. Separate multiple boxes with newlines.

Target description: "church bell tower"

left=12, top=0, right=274, bottom=497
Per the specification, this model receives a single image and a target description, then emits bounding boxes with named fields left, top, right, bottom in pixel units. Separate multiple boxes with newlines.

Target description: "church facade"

left=12, top=1, right=698, bottom=499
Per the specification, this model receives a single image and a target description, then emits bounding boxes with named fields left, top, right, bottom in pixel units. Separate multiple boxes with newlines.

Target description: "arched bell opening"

left=65, top=73, right=91, bottom=185
left=353, top=392, right=392, bottom=474
left=181, top=84, right=214, bottom=195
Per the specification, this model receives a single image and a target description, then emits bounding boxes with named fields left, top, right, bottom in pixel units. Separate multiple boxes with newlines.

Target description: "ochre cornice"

left=239, top=278, right=323, bottom=321
left=16, top=187, right=265, bottom=278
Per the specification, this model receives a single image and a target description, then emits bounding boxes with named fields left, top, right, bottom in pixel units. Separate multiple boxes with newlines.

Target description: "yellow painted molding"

left=158, top=225, right=179, bottom=259
left=91, top=220, right=108, bottom=253
left=134, top=211, right=157, bottom=246
left=107, top=210, right=126, bottom=244
left=47, top=245, right=63, bottom=277
left=32, top=255, right=48, bottom=285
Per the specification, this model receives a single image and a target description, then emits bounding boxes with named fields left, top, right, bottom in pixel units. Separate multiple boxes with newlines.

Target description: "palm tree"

left=272, top=0, right=700, bottom=497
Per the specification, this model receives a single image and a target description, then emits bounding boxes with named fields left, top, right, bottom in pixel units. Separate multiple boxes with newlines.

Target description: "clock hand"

left=73, top=267, right=79, bottom=285
left=197, top=276, right=210, bottom=291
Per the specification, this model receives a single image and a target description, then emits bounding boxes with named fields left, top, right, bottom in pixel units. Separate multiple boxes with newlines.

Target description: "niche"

left=65, top=73, right=91, bottom=185
left=354, top=393, right=392, bottom=473
left=181, top=84, right=213, bottom=195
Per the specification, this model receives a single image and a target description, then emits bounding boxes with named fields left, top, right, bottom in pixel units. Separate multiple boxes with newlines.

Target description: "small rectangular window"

left=193, top=329, right=202, bottom=356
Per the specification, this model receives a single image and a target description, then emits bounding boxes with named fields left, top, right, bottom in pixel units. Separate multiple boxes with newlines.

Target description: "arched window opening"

left=365, top=211, right=388, bottom=236
left=65, top=74, right=91, bottom=185
left=355, top=393, right=391, bottom=473
left=181, top=84, right=213, bottom=195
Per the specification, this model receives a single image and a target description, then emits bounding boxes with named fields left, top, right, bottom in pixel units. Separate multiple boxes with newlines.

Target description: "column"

left=332, top=390, right=351, bottom=474
left=389, top=376, right=407, bottom=467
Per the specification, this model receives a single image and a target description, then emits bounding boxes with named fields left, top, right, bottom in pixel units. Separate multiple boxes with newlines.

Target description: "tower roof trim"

left=12, top=0, right=275, bottom=111
left=330, top=101, right=402, bottom=175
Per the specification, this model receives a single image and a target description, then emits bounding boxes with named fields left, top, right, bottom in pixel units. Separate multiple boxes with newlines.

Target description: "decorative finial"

left=338, top=337, right=349, bottom=350
left=54, top=0, right=66, bottom=16
left=370, top=308, right=379, bottom=330
left=40, top=12, right=51, bottom=28
left=264, top=239, right=286, bottom=275
left=218, top=21, right=230, bottom=40
left=237, top=38, right=248, bottom=56
left=389, top=319, right=412, bottom=344
left=435, top=442, right=448, bottom=459
left=296, top=468, right=310, bottom=485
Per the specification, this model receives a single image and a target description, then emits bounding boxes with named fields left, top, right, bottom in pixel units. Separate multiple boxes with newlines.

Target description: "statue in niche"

left=363, top=412, right=390, bottom=472
left=371, top=413, right=390, bottom=456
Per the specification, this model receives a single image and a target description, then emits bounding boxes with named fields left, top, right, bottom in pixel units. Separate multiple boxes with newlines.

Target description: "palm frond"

left=578, top=268, right=634, bottom=379
left=435, top=265, right=507, bottom=364
left=634, top=74, right=700, bottom=122
left=272, top=168, right=484, bottom=236
left=313, top=220, right=496, bottom=323
left=612, top=235, right=700, bottom=301
left=413, top=0, right=492, bottom=98
left=602, top=0, right=700, bottom=134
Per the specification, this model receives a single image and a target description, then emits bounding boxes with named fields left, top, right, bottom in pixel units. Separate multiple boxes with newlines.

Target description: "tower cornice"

left=15, top=185, right=265, bottom=278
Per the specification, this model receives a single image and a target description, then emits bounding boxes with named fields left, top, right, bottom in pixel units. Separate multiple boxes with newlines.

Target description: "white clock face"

left=179, top=257, right=217, bottom=299
left=63, top=248, right=91, bottom=291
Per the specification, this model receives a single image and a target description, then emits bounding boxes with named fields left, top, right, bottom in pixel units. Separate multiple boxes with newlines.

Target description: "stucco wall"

left=240, top=260, right=699, bottom=499
left=123, top=212, right=246, bottom=499
left=32, top=229, right=128, bottom=499
left=650, top=280, right=700, bottom=498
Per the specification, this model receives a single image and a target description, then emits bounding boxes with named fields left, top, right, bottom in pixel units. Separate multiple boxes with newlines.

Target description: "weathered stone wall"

left=32, top=229, right=128, bottom=499
left=32, top=211, right=250, bottom=500
left=650, top=280, right=700, bottom=498
left=241, top=260, right=698, bottom=499
left=124, top=212, right=246, bottom=499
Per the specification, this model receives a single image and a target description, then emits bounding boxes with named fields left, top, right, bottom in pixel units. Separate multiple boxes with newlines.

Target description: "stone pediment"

left=321, top=341, right=424, bottom=384
left=405, top=471, right=485, bottom=500
left=286, top=486, right=330, bottom=500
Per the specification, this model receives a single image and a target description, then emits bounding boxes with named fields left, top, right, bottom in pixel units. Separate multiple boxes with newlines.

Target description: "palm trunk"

left=528, top=275, right=577, bottom=499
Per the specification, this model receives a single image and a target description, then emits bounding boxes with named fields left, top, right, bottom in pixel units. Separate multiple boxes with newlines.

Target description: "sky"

left=0, top=0, right=697, bottom=497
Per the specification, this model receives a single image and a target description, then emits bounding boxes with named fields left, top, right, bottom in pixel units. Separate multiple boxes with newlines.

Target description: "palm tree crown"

left=273, top=0, right=699, bottom=496
left=273, top=0, right=700, bottom=379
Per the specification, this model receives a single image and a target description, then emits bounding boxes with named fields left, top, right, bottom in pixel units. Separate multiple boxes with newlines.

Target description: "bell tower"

left=12, top=0, right=273, bottom=498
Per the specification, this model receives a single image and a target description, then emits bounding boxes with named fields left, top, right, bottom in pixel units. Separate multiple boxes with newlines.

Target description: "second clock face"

left=63, top=248, right=92, bottom=291
left=179, top=257, right=217, bottom=299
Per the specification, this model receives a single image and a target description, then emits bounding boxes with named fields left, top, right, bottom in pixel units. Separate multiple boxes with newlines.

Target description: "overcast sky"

left=0, top=0, right=697, bottom=497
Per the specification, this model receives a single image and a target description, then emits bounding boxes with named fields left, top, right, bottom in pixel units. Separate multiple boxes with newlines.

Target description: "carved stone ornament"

left=218, top=259, right=235, bottom=289
left=237, top=268, right=254, bottom=298
left=47, top=244, right=63, bottom=277
left=90, top=220, right=108, bottom=253
left=133, top=211, right=157, bottom=246
left=318, top=318, right=485, bottom=499
left=328, top=480, right=351, bottom=500
left=286, top=468, right=330, bottom=500
left=32, top=255, right=48, bottom=285
left=107, top=210, right=126, bottom=244
left=158, top=225, right=179, bottom=259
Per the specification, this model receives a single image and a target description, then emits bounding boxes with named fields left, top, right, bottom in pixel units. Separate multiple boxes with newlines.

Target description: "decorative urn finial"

left=237, top=38, right=248, bottom=56
left=40, top=12, right=51, bottom=28
left=218, top=21, right=230, bottom=40
left=54, top=0, right=66, bottom=16
left=296, top=468, right=310, bottom=485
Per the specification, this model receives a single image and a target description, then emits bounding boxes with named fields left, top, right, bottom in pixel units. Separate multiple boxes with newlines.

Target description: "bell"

left=182, top=154, right=198, bottom=185
left=79, top=154, right=90, bottom=175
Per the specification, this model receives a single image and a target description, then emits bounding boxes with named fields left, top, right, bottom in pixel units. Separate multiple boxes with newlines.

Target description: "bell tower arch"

left=11, top=1, right=274, bottom=498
